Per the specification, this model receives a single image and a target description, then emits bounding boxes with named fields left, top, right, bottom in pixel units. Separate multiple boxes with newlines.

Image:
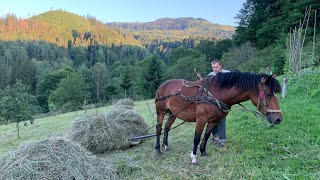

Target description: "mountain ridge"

left=0, top=10, right=235, bottom=47
left=107, top=17, right=235, bottom=44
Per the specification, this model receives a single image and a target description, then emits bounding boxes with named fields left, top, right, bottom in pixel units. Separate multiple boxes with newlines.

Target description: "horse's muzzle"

left=273, top=118, right=282, bottom=124
left=267, top=115, right=282, bottom=125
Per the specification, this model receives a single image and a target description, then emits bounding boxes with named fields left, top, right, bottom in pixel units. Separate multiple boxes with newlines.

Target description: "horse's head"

left=253, top=75, right=283, bottom=124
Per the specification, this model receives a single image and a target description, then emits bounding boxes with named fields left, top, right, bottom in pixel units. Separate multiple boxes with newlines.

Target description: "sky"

left=0, top=0, right=246, bottom=26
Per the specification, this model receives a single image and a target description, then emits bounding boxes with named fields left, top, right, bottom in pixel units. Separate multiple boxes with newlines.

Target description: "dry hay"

left=67, top=104, right=148, bottom=154
left=0, top=137, right=117, bottom=180
left=106, top=105, right=148, bottom=139
left=67, top=113, right=130, bottom=154
left=115, top=98, right=135, bottom=109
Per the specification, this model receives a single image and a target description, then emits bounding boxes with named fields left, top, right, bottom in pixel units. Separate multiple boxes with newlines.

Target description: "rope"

left=131, top=101, right=193, bottom=140
left=237, top=103, right=268, bottom=121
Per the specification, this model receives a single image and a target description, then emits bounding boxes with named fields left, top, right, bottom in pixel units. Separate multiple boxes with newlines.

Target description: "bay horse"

left=155, top=71, right=282, bottom=165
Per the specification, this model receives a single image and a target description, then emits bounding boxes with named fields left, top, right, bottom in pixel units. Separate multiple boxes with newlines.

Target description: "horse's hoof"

left=155, top=150, right=162, bottom=157
left=192, top=162, right=199, bottom=166
left=200, top=152, right=207, bottom=156
left=163, top=145, right=170, bottom=151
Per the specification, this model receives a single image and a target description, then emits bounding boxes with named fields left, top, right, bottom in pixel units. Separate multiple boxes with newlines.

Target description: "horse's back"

left=156, top=79, right=203, bottom=97
left=156, top=79, right=182, bottom=94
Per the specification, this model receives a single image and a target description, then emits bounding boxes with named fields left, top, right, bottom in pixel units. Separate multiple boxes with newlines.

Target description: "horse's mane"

left=214, top=71, right=281, bottom=93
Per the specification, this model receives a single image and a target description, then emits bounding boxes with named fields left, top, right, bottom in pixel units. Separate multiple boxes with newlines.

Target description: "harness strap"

left=155, top=92, right=180, bottom=102
left=156, top=76, right=231, bottom=112
left=266, top=109, right=282, bottom=113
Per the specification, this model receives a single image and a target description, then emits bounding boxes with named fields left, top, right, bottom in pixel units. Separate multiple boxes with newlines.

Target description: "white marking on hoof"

left=164, top=145, right=169, bottom=151
left=190, top=151, right=197, bottom=165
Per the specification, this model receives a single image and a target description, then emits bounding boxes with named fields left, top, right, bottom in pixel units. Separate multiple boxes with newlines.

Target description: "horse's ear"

left=265, top=75, right=273, bottom=84
left=262, top=75, right=273, bottom=85
left=272, top=74, right=277, bottom=78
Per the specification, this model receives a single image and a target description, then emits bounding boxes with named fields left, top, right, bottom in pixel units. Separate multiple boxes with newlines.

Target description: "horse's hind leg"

left=162, top=115, right=176, bottom=151
left=155, top=107, right=166, bottom=155
left=199, top=122, right=216, bottom=156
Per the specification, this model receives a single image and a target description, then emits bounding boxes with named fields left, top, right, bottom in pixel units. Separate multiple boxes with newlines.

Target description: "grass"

left=1, top=77, right=319, bottom=179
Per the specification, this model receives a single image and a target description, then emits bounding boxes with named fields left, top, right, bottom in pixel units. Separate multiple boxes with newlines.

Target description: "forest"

left=0, top=0, right=319, bottom=124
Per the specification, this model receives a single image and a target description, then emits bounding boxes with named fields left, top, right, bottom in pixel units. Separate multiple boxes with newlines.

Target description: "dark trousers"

left=211, top=117, right=226, bottom=143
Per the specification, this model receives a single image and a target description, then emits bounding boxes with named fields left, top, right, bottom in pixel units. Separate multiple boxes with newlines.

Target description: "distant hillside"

left=0, top=10, right=141, bottom=47
left=108, top=17, right=235, bottom=44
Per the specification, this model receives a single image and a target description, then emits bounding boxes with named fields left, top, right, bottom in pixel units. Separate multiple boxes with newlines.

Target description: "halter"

left=257, top=79, right=281, bottom=115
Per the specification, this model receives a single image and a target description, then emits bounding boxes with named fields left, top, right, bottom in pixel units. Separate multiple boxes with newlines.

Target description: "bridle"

left=257, top=79, right=282, bottom=115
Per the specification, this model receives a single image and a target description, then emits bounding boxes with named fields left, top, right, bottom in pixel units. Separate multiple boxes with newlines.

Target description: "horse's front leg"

left=190, top=118, right=207, bottom=165
left=200, top=122, right=216, bottom=156
left=162, top=115, right=176, bottom=151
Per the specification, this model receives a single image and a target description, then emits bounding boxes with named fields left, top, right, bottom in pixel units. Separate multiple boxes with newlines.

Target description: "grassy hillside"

left=0, top=73, right=319, bottom=179
left=0, top=10, right=141, bottom=47
left=108, top=17, right=235, bottom=44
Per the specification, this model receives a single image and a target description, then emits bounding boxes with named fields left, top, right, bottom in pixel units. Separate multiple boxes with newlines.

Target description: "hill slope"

left=0, top=10, right=141, bottom=47
left=108, top=17, right=235, bottom=44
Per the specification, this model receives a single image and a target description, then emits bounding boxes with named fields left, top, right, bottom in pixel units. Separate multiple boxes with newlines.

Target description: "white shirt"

left=208, top=69, right=230, bottom=76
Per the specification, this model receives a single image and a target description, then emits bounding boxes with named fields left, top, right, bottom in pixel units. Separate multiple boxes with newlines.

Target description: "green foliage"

left=0, top=81, right=39, bottom=137
left=120, top=68, right=133, bottom=95
left=140, top=55, right=165, bottom=99
left=36, top=68, right=72, bottom=112
left=0, top=81, right=38, bottom=123
left=234, top=0, right=319, bottom=49
left=15, top=59, right=37, bottom=93
left=166, top=54, right=208, bottom=80
left=270, top=46, right=286, bottom=75
left=69, top=46, right=88, bottom=67
left=288, top=68, right=320, bottom=97
left=0, top=58, right=11, bottom=90
left=105, top=79, right=120, bottom=100
left=89, top=62, right=109, bottom=102
left=48, top=72, right=90, bottom=111
left=221, top=42, right=259, bottom=72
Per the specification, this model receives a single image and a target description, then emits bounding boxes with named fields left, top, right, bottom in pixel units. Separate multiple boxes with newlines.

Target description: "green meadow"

left=0, top=75, right=319, bottom=179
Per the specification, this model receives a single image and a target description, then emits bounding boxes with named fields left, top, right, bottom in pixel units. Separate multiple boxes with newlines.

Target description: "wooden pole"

left=313, top=10, right=317, bottom=60
left=282, top=78, right=288, bottom=99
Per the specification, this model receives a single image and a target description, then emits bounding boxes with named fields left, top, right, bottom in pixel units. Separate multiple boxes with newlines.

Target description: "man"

left=208, top=59, right=230, bottom=148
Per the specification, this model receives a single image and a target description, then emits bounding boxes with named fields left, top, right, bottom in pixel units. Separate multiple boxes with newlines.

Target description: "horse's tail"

left=155, top=92, right=159, bottom=103
left=154, top=83, right=161, bottom=103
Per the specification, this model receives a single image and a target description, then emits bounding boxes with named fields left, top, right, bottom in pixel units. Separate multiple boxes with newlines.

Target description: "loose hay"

left=0, top=137, right=117, bottom=180
left=106, top=105, right=149, bottom=138
left=68, top=113, right=130, bottom=154
left=115, top=98, right=135, bottom=109
left=68, top=104, right=149, bottom=154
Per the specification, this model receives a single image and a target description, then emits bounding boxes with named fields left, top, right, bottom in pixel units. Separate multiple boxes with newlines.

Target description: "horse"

left=154, top=71, right=283, bottom=165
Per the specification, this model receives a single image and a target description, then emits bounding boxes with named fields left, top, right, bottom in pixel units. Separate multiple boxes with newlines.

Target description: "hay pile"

left=67, top=113, right=130, bottom=153
left=0, top=137, right=117, bottom=180
left=115, top=98, right=135, bottom=109
left=68, top=99, right=148, bottom=154
left=106, top=105, right=148, bottom=138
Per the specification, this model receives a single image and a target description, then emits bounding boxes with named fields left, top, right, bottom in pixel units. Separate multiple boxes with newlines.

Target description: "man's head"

left=211, top=60, right=222, bottom=73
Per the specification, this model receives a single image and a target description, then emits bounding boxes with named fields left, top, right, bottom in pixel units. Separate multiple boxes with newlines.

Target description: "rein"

left=129, top=101, right=192, bottom=141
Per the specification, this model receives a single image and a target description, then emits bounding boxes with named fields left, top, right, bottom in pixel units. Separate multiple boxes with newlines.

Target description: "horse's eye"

left=267, top=93, right=273, bottom=97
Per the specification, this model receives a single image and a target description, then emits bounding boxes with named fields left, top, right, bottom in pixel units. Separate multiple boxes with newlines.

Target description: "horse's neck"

left=216, top=87, right=255, bottom=106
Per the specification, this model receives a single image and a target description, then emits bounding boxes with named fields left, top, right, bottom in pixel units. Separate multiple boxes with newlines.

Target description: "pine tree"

left=143, top=55, right=164, bottom=98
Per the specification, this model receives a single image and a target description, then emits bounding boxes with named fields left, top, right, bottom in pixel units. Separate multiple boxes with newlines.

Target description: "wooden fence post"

left=282, top=78, right=288, bottom=99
